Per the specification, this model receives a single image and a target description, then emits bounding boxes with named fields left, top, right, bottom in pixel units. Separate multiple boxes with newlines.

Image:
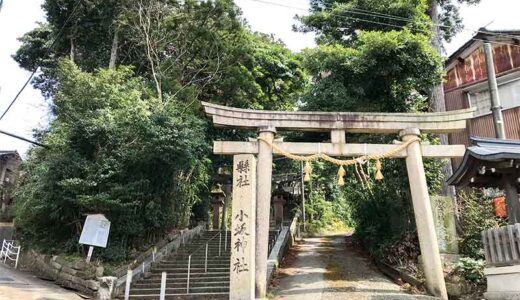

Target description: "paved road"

left=272, top=234, right=440, bottom=300
left=0, top=263, right=84, bottom=300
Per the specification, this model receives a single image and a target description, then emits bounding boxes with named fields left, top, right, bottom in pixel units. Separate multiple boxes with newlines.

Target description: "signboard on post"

left=230, top=154, right=256, bottom=300
left=79, top=214, right=111, bottom=262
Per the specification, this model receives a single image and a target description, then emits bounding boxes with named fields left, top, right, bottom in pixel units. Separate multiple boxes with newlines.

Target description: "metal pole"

left=218, top=231, right=222, bottom=257
left=187, top=255, right=191, bottom=294
left=224, top=229, right=228, bottom=251
left=86, top=245, right=94, bottom=262
left=205, top=243, right=208, bottom=273
left=160, top=272, right=166, bottom=300
left=14, top=246, right=19, bottom=269
left=124, top=269, right=132, bottom=300
left=300, top=161, right=306, bottom=231
left=484, top=42, right=506, bottom=139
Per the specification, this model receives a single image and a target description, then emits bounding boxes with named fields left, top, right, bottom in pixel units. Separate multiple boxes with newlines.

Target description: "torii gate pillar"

left=255, top=126, right=276, bottom=298
left=401, top=128, right=448, bottom=299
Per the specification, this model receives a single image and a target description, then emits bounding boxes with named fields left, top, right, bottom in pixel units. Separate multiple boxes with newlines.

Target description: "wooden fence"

left=482, top=224, right=520, bottom=267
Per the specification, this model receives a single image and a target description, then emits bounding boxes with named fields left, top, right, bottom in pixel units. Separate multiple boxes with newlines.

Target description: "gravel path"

left=272, top=234, right=440, bottom=300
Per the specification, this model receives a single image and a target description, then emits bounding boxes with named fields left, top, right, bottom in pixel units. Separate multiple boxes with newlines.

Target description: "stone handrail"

left=114, top=223, right=206, bottom=295
left=266, top=211, right=300, bottom=284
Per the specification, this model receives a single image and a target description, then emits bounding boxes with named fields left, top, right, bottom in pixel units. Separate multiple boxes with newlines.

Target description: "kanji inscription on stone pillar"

left=230, top=154, right=256, bottom=300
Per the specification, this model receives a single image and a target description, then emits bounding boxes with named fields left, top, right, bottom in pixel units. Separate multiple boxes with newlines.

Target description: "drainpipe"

left=484, top=42, right=506, bottom=139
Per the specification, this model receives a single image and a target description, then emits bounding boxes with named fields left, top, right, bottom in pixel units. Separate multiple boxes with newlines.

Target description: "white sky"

left=1, top=0, right=519, bottom=155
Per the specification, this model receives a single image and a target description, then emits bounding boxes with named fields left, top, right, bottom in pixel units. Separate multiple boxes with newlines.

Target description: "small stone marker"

left=230, top=154, right=256, bottom=300
left=79, top=214, right=111, bottom=262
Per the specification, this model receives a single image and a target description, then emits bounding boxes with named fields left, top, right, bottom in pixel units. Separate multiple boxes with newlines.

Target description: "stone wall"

left=25, top=250, right=102, bottom=295
left=0, top=222, right=14, bottom=241
left=22, top=222, right=206, bottom=299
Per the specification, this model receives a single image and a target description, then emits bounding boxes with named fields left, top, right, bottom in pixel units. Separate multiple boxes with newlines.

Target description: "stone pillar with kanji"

left=230, top=154, right=256, bottom=300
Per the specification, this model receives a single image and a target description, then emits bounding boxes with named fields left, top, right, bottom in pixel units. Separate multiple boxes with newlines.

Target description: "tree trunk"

left=109, top=26, right=119, bottom=69
left=428, top=0, right=459, bottom=219
left=70, top=37, right=75, bottom=63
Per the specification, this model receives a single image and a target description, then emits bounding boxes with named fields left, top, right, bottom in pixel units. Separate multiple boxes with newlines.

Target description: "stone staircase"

left=128, top=229, right=280, bottom=299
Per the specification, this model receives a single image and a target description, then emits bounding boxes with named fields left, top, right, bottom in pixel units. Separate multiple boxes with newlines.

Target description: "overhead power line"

left=0, top=129, right=48, bottom=148
left=0, top=0, right=83, bottom=121
left=245, top=0, right=520, bottom=45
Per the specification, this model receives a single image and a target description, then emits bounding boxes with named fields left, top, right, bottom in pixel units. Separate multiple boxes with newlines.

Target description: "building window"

left=468, top=79, right=520, bottom=116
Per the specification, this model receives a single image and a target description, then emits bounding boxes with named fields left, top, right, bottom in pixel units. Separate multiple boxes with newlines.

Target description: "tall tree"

left=13, top=0, right=308, bottom=260
left=426, top=0, right=480, bottom=200
left=15, top=61, right=210, bottom=260
left=14, top=0, right=307, bottom=110
left=296, top=0, right=445, bottom=261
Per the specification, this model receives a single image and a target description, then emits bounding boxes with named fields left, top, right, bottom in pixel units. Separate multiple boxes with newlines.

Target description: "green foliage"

left=297, top=0, right=445, bottom=262
left=300, top=0, right=431, bottom=45
left=301, top=30, right=442, bottom=113
left=14, top=0, right=308, bottom=110
left=305, top=178, right=355, bottom=234
left=301, top=0, right=481, bottom=44
left=14, top=61, right=210, bottom=261
left=453, top=257, right=485, bottom=284
left=458, top=191, right=507, bottom=259
left=13, top=0, right=308, bottom=262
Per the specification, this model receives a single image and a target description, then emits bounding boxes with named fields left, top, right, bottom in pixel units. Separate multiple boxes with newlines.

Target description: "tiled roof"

left=447, top=137, right=520, bottom=187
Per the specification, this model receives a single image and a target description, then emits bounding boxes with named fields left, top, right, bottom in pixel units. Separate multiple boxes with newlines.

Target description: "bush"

left=305, top=182, right=354, bottom=234
left=458, top=191, right=507, bottom=259
left=453, top=257, right=485, bottom=284
left=14, top=62, right=210, bottom=262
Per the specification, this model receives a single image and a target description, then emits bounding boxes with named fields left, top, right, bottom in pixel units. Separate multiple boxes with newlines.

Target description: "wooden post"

left=230, top=154, right=256, bottom=300
left=400, top=128, right=448, bottom=300
left=255, top=127, right=275, bottom=298
left=503, top=179, right=520, bottom=224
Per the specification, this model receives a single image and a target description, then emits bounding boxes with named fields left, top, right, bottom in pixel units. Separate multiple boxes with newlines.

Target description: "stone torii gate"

left=202, top=101, right=475, bottom=300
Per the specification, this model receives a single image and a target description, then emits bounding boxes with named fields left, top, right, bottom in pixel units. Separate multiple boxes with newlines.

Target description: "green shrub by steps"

left=458, top=191, right=507, bottom=259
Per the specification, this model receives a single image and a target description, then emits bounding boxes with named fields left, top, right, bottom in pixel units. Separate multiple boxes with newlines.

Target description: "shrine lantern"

left=210, top=184, right=226, bottom=229
left=493, top=196, right=507, bottom=218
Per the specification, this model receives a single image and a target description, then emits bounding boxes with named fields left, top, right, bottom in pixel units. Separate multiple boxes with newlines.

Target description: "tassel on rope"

left=337, top=165, right=346, bottom=186
left=304, top=161, right=312, bottom=182
left=375, top=159, right=384, bottom=181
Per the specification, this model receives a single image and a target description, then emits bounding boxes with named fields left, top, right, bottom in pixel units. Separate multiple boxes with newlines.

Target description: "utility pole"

left=300, top=161, right=306, bottom=231
left=484, top=42, right=507, bottom=139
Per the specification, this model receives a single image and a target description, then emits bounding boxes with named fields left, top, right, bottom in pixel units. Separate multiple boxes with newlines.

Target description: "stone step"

left=133, top=280, right=229, bottom=289
left=159, top=257, right=230, bottom=262
left=128, top=292, right=228, bottom=299
left=151, top=267, right=230, bottom=273
left=153, top=263, right=230, bottom=268
left=160, top=260, right=230, bottom=265
left=149, top=271, right=230, bottom=278
left=130, top=286, right=229, bottom=295
left=141, top=276, right=230, bottom=283
left=167, top=256, right=230, bottom=261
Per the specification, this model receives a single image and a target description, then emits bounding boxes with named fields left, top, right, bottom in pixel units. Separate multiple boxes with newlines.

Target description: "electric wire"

left=0, top=0, right=83, bottom=121
left=245, top=0, right=520, bottom=46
